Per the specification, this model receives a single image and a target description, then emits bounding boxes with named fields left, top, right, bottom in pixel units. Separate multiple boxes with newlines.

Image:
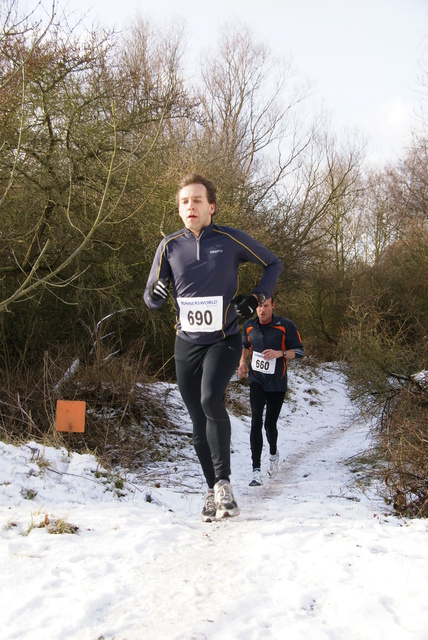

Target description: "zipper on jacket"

left=196, top=228, right=205, bottom=260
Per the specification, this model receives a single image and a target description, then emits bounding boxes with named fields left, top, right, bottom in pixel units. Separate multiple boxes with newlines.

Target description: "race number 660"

left=255, top=358, right=269, bottom=370
left=251, top=351, right=275, bottom=374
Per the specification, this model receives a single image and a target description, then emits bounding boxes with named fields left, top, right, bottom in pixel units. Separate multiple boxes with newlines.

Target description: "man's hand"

left=238, top=360, right=249, bottom=378
left=149, top=278, right=170, bottom=301
left=231, top=294, right=258, bottom=320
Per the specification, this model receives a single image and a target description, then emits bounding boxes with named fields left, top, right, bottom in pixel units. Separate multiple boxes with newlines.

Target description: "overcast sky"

left=58, top=0, right=427, bottom=165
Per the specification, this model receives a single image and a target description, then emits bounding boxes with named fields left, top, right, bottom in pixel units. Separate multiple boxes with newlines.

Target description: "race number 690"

left=177, top=296, right=223, bottom=332
left=188, top=310, right=213, bottom=326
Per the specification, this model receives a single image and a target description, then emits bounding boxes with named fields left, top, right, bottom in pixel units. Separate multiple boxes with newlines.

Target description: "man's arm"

left=285, top=319, right=304, bottom=358
left=261, top=348, right=296, bottom=361
left=238, top=347, right=250, bottom=378
left=226, top=228, right=284, bottom=300
left=143, top=240, right=172, bottom=309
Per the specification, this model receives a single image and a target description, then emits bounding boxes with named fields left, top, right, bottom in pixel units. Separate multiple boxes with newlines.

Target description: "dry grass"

left=377, top=378, right=428, bottom=517
left=0, top=349, right=175, bottom=472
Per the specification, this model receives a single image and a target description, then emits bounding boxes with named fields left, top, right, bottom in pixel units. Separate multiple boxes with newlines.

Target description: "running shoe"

left=267, top=451, right=279, bottom=478
left=249, top=468, right=263, bottom=486
left=201, top=489, right=216, bottom=522
left=214, top=479, right=240, bottom=519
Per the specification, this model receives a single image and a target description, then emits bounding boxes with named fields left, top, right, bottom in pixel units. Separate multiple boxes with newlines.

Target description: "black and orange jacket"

left=242, top=315, right=304, bottom=391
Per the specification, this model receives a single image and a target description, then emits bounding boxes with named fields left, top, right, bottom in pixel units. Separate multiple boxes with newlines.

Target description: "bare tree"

left=191, top=23, right=316, bottom=211
left=0, top=0, right=56, bottom=91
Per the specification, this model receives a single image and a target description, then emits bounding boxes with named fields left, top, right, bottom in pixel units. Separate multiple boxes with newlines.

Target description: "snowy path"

left=1, top=363, right=428, bottom=640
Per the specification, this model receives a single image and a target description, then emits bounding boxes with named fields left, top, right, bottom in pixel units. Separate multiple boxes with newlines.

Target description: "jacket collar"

left=257, top=314, right=278, bottom=329
left=184, top=223, right=215, bottom=239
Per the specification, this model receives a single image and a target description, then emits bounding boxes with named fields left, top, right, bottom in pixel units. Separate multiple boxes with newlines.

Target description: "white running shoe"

left=201, top=489, right=216, bottom=522
left=249, top=468, right=263, bottom=486
left=267, top=451, right=279, bottom=478
left=214, top=479, right=240, bottom=519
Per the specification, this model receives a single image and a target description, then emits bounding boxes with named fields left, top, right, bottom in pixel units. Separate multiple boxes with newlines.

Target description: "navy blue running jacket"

left=144, top=223, right=283, bottom=345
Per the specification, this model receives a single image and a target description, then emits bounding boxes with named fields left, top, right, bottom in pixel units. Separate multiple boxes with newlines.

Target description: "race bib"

left=251, top=351, right=276, bottom=374
left=177, top=296, right=223, bottom=332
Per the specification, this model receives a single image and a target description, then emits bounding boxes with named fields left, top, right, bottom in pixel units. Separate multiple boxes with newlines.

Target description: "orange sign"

left=56, top=400, right=86, bottom=433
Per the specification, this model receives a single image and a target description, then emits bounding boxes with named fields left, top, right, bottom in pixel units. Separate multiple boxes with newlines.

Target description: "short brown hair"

left=175, top=173, right=217, bottom=213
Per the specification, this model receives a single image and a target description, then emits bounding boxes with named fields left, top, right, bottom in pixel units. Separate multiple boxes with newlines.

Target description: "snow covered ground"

left=1, top=361, right=428, bottom=640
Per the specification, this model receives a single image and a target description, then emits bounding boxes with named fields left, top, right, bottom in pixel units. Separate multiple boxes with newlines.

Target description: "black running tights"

left=174, top=333, right=241, bottom=488
left=249, top=382, right=285, bottom=470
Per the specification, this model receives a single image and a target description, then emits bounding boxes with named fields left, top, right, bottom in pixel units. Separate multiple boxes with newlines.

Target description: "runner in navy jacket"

left=144, top=173, right=283, bottom=521
left=238, top=296, right=303, bottom=486
left=144, top=223, right=282, bottom=345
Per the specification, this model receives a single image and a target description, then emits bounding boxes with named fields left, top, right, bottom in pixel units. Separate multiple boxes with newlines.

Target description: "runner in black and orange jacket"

left=238, top=296, right=304, bottom=485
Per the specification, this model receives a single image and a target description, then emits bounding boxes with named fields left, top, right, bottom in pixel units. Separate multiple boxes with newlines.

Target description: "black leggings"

left=249, top=382, right=285, bottom=470
left=174, top=332, right=241, bottom=488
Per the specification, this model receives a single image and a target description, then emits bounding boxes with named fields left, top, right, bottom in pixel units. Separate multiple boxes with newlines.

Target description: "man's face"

left=178, top=183, right=215, bottom=236
left=257, top=298, right=275, bottom=324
